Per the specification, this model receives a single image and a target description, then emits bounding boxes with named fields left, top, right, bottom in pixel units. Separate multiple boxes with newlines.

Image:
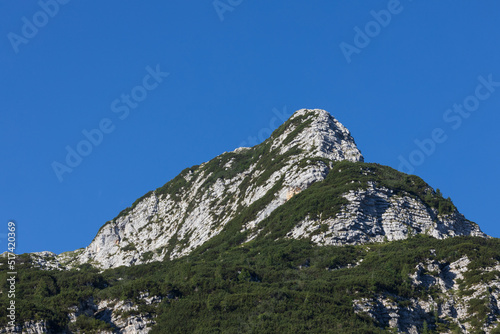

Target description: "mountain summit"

left=266, top=108, right=364, bottom=162
left=42, top=108, right=485, bottom=270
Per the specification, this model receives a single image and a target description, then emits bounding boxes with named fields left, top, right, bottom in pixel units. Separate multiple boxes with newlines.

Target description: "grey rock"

left=287, top=182, right=486, bottom=246
left=354, top=257, right=500, bottom=333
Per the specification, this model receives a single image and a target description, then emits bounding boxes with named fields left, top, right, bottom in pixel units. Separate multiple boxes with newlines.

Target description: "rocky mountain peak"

left=48, top=108, right=485, bottom=271
left=268, top=108, right=364, bottom=163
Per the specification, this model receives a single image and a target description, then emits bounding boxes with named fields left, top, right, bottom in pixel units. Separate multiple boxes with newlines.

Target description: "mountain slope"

left=3, top=236, right=499, bottom=333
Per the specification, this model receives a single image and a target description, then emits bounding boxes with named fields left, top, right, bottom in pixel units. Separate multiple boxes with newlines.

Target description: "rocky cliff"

left=353, top=255, right=500, bottom=333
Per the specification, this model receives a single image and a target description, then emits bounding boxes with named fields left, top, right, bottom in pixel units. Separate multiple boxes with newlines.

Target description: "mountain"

left=1, top=109, right=498, bottom=334
left=38, top=109, right=484, bottom=270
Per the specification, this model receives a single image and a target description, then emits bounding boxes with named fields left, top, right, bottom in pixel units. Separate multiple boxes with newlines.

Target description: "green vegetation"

left=142, top=251, right=154, bottom=261
left=1, top=236, right=499, bottom=333
left=156, top=166, right=199, bottom=200
left=69, top=315, right=114, bottom=333
left=121, top=243, right=136, bottom=252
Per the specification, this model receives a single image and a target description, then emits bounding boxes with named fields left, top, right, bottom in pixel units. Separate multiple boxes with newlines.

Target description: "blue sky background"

left=1, top=0, right=499, bottom=254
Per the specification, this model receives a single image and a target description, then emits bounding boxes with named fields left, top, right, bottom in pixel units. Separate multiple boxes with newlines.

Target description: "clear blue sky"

left=1, top=1, right=499, bottom=254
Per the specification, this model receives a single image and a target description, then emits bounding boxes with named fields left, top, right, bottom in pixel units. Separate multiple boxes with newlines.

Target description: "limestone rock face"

left=287, top=182, right=487, bottom=246
left=4, top=294, right=165, bottom=334
left=1, top=321, right=50, bottom=334
left=353, top=256, right=500, bottom=333
left=272, top=108, right=364, bottom=162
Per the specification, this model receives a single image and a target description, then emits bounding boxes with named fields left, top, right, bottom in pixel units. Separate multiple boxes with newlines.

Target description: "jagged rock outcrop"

left=68, top=294, right=162, bottom=334
left=1, top=294, right=163, bottom=334
left=287, top=182, right=486, bottom=246
left=0, top=321, right=50, bottom=334
left=353, top=256, right=500, bottom=333
left=26, top=250, right=83, bottom=271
